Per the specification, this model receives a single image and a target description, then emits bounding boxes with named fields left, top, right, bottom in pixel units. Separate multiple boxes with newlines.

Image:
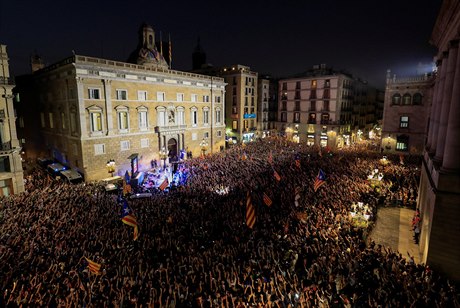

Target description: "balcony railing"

left=154, top=125, right=187, bottom=132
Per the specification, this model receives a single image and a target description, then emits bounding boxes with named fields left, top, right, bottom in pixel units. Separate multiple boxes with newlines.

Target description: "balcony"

left=154, top=125, right=187, bottom=133
left=308, top=119, right=317, bottom=124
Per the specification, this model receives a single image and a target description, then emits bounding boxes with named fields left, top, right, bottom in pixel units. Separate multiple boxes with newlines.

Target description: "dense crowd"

left=0, top=138, right=458, bottom=307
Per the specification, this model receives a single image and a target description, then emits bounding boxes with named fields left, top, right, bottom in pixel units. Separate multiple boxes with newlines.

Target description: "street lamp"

left=200, top=138, right=209, bottom=157
left=159, top=146, right=168, bottom=170
left=106, top=159, right=116, bottom=177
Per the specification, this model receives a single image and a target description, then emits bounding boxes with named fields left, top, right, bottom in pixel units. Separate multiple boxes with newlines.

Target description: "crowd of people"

left=0, top=138, right=458, bottom=307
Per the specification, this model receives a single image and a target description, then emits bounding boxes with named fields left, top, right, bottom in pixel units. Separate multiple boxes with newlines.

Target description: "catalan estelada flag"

left=314, top=169, right=326, bottom=192
left=263, top=192, right=272, bottom=207
left=121, top=199, right=139, bottom=240
left=246, top=192, right=256, bottom=229
left=274, top=170, right=281, bottom=181
left=295, top=153, right=301, bottom=168
left=85, top=257, right=101, bottom=275
left=159, top=177, right=169, bottom=191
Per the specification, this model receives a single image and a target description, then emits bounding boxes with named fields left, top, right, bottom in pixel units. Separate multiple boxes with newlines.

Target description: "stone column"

left=103, top=79, right=114, bottom=135
left=428, top=52, right=449, bottom=156
left=435, top=42, right=459, bottom=162
left=442, top=43, right=460, bottom=172
left=426, top=60, right=442, bottom=151
left=76, top=77, right=88, bottom=137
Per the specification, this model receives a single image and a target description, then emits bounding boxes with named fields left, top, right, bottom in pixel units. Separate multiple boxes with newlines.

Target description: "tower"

left=192, top=37, right=207, bottom=70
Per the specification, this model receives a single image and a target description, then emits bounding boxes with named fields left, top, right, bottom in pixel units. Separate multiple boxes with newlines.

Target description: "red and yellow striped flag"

left=159, top=178, right=169, bottom=191
left=246, top=192, right=256, bottom=229
left=263, top=192, right=272, bottom=207
left=85, top=257, right=101, bottom=275
left=274, top=170, right=281, bottom=182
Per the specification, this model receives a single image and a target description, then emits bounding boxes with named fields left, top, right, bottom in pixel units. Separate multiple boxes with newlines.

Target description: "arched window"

left=413, top=93, right=422, bottom=105
left=115, top=105, right=129, bottom=133
left=176, top=107, right=185, bottom=126
left=190, top=107, right=198, bottom=127
left=148, top=35, right=153, bottom=45
left=86, top=105, right=104, bottom=134
left=403, top=93, right=411, bottom=105
left=156, top=106, right=166, bottom=127
left=137, top=106, right=148, bottom=131
left=203, top=107, right=210, bottom=126
left=392, top=94, right=401, bottom=105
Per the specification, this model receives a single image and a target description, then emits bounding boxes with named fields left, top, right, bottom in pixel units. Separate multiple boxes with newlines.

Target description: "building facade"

left=417, top=0, right=460, bottom=281
left=277, top=66, right=355, bottom=148
left=0, top=44, right=24, bottom=195
left=257, top=78, right=270, bottom=137
left=381, top=71, right=434, bottom=154
left=16, top=25, right=226, bottom=181
left=220, top=65, right=258, bottom=144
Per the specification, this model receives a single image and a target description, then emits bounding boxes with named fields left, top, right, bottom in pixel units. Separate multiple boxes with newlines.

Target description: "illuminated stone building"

left=220, top=65, right=258, bottom=144
left=15, top=24, right=226, bottom=181
left=0, top=44, right=24, bottom=195
left=417, top=0, right=460, bottom=281
left=277, top=65, right=355, bottom=148
left=278, top=65, right=382, bottom=148
left=381, top=71, right=434, bottom=154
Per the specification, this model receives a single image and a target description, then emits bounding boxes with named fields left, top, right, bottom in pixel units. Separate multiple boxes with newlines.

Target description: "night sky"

left=0, top=0, right=441, bottom=88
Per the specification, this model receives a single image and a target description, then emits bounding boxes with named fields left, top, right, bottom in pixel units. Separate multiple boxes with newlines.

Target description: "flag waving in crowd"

left=246, top=192, right=256, bottom=229
left=85, top=257, right=101, bottom=275
left=295, top=153, right=301, bottom=168
left=159, top=177, right=169, bottom=191
left=121, top=199, right=139, bottom=240
left=314, top=169, right=326, bottom=192
left=262, top=192, right=272, bottom=207
left=273, top=170, right=281, bottom=182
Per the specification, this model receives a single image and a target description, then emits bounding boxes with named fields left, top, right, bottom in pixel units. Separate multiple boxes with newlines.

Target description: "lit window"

left=232, top=120, right=238, bottom=130
left=48, top=113, right=54, bottom=129
left=403, top=93, right=411, bottom=105
left=396, top=135, right=408, bottom=151
left=191, top=94, right=197, bottom=102
left=392, top=94, right=401, bottom=105
left=40, top=112, right=45, bottom=128
left=115, top=106, right=129, bottom=132
left=400, top=116, right=409, bottom=128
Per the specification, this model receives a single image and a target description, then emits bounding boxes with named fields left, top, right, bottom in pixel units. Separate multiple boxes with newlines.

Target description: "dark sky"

left=0, top=0, right=441, bottom=88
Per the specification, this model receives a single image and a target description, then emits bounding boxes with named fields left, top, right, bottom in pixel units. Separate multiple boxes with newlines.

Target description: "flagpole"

left=168, top=33, right=172, bottom=69
left=160, top=31, right=163, bottom=56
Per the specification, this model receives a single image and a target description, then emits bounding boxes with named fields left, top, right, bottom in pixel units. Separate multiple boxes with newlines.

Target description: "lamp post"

left=106, top=159, right=116, bottom=177
left=200, top=138, right=208, bottom=157
left=159, top=146, right=168, bottom=171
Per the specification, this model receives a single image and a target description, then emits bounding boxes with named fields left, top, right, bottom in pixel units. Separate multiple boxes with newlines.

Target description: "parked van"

left=60, top=169, right=84, bottom=184
left=46, top=163, right=66, bottom=177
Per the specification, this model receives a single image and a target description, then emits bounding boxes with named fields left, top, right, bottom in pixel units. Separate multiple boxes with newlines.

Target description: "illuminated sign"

left=243, top=113, right=256, bottom=119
